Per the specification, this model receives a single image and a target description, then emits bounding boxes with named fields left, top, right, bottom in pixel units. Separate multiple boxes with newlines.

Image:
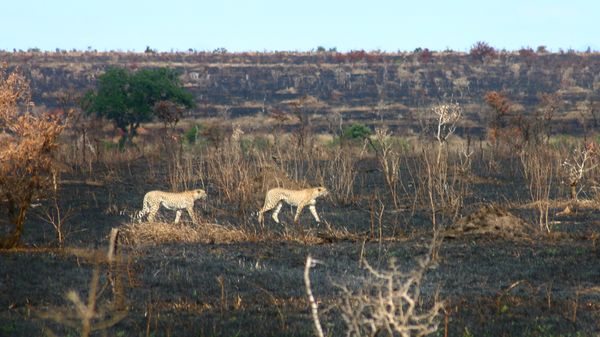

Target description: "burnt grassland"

left=1, top=115, right=600, bottom=337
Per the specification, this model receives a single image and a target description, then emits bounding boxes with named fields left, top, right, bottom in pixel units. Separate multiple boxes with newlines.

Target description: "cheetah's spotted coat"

left=137, top=189, right=207, bottom=224
left=258, top=187, right=328, bottom=225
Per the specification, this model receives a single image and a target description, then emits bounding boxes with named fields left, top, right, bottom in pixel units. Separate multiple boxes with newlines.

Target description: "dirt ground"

left=1, top=158, right=600, bottom=337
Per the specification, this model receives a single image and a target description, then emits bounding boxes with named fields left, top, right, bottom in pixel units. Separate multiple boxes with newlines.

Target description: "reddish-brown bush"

left=0, top=66, right=68, bottom=248
left=470, top=41, right=496, bottom=62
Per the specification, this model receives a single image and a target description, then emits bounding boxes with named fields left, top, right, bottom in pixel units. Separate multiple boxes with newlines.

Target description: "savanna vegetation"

left=1, top=46, right=600, bottom=337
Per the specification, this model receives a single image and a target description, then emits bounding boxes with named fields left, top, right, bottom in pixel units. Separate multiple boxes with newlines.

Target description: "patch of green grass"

left=183, top=124, right=203, bottom=144
left=0, top=323, right=16, bottom=335
left=240, top=136, right=271, bottom=153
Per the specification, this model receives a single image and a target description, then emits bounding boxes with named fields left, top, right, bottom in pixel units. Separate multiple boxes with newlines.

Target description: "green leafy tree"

left=83, top=67, right=195, bottom=145
left=341, top=123, right=371, bottom=143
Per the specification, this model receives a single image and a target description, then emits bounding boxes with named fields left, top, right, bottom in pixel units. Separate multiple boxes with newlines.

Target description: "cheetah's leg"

left=293, top=203, right=306, bottom=224
left=137, top=198, right=151, bottom=222
left=186, top=206, right=197, bottom=224
left=137, top=206, right=148, bottom=222
left=174, top=210, right=182, bottom=224
left=147, top=204, right=160, bottom=222
left=258, top=196, right=275, bottom=225
left=309, top=205, right=321, bottom=223
left=271, top=201, right=284, bottom=224
left=258, top=207, right=268, bottom=225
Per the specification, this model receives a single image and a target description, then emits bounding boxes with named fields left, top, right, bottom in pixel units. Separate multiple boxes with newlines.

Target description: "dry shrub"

left=561, top=143, right=596, bottom=200
left=167, top=148, right=204, bottom=192
left=418, top=144, right=472, bottom=228
left=334, top=247, right=444, bottom=337
left=204, top=126, right=306, bottom=218
left=520, top=146, right=556, bottom=232
left=0, top=65, right=68, bottom=248
left=120, top=221, right=251, bottom=245
left=323, top=146, right=361, bottom=205
left=417, top=103, right=471, bottom=228
left=367, top=128, right=401, bottom=208
left=204, top=126, right=259, bottom=214
left=271, top=135, right=321, bottom=187
left=484, top=91, right=529, bottom=171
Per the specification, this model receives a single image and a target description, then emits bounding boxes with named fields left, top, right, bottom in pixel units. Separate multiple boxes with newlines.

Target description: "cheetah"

left=137, top=189, right=207, bottom=224
left=258, top=187, right=328, bottom=225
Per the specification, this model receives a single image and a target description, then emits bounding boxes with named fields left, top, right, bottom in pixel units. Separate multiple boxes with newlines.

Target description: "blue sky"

left=1, top=0, right=597, bottom=52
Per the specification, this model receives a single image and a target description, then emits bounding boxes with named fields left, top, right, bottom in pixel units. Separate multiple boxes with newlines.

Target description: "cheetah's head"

left=193, top=189, right=208, bottom=200
left=315, top=186, right=329, bottom=198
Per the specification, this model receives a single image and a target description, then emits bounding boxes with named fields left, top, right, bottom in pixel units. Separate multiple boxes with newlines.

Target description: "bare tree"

left=562, top=143, right=596, bottom=201
left=423, top=102, right=467, bottom=227
left=431, top=103, right=462, bottom=146
left=536, top=92, right=561, bottom=144
left=521, top=147, right=555, bottom=232
left=289, top=95, right=320, bottom=151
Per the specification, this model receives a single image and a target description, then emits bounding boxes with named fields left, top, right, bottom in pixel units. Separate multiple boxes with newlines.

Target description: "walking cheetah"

left=258, top=187, right=328, bottom=225
left=137, top=189, right=207, bottom=224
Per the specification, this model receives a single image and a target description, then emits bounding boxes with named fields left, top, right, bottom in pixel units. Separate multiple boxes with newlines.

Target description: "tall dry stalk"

left=272, top=136, right=321, bottom=187
left=368, top=128, right=401, bottom=209
left=324, top=146, right=360, bottom=205
left=521, top=146, right=555, bottom=232
left=39, top=228, right=127, bottom=337
left=304, top=256, right=325, bottom=337
left=167, top=147, right=204, bottom=192
left=422, top=145, right=472, bottom=228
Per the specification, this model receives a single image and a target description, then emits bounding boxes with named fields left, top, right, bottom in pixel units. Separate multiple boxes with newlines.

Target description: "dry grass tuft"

left=519, top=198, right=598, bottom=211
left=120, top=221, right=251, bottom=245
